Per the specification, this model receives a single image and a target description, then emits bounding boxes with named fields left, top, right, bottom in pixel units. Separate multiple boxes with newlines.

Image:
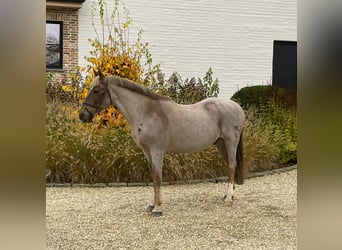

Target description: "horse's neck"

left=109, top=84, right=149, bottom=126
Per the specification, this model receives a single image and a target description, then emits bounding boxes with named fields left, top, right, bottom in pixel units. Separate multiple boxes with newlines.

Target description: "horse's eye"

left=93, top=89, right=99, bottom=94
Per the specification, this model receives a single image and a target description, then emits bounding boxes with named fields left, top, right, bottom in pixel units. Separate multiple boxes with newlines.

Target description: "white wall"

left=78, top=0, right=297, bottom=98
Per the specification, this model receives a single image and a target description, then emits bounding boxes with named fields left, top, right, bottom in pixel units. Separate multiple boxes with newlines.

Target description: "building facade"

left=46, top=0, right=85, bottom=83
left=47, top=0, right=297, bottom=98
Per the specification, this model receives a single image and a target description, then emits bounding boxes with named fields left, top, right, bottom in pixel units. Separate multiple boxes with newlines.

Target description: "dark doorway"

left=272, top=40, right=297, bottom=91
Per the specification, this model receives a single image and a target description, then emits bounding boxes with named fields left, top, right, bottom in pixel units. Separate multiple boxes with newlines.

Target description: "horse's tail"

left=235, top=129, right=244, bottom=185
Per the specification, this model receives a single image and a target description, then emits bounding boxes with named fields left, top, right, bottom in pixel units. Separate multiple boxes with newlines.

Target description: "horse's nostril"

left=79, top=111, right=89, bottom=122
left=79, top=108, right=94, bottom=123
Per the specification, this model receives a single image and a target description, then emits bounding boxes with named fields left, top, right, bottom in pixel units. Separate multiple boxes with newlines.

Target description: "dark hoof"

left=150, top=211, right=163, bottom=217
left=222, top=195, right=234, bottom=201
left=146, top=205, right=155, bottom=212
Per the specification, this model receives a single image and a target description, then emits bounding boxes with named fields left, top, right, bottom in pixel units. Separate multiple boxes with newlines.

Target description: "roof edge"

left=46, top=0, right=85, bottom=9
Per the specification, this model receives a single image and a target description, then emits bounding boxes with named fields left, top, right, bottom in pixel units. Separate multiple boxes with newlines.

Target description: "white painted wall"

left=78, top=0, right=296, bottom=98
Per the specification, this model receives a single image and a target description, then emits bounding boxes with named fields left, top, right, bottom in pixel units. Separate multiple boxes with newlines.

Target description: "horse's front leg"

left=146, top=148, right=164, bottom=217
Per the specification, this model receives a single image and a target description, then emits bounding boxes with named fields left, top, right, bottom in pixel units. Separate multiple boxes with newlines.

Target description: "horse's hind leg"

left=216, top=138, right=237, bottom=205
left=225, top=145, right=238, bottom=205
left=216, top=138, right=228, bottom=163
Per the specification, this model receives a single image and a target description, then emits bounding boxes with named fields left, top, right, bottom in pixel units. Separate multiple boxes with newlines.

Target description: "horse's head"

left=79, top=70, right=112, bottom=123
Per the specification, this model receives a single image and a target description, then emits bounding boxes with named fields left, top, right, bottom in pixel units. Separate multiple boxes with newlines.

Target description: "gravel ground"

left=46, top=170, right=297, bottom=249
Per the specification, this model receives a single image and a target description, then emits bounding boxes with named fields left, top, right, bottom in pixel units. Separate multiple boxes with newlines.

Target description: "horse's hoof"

left=222, top=195, right=234, bottom=207
left=150, top=211, right=163, bottom=217
left=146, top=205, right=155, bottom=212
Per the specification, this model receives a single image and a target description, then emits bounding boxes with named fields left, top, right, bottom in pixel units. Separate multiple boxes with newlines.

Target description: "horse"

left=79, top=70, right=245, bottom=217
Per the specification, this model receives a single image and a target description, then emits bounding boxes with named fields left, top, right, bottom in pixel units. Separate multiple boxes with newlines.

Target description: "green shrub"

left=266, top=103, right=297, bottom=164
left=241, top=103, right=297, bottom=169
left=243, top=107, right=284, bottom=171
left=46, top=101, right=145, bottom=183
left=231, top=85, right=297, bottom=166
left=231, top=85, right=296, bottom=110
left=150, top=68, right=219, bottom=104
left=46, top=71, right=81, bottom=104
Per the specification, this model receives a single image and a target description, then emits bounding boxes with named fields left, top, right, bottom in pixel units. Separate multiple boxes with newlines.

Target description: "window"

left=46, top=21, right=63, bottom=69
left=272, top=40, right=297, bottom=91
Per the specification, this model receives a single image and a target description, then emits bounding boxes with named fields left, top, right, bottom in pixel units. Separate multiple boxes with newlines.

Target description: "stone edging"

left=46, top=164, right=297, bottom=188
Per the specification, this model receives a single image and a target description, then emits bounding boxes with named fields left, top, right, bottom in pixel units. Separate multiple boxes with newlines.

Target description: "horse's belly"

left=167, top=143, right=213, bottom=153
left=166, top=126, right=219, bottom=153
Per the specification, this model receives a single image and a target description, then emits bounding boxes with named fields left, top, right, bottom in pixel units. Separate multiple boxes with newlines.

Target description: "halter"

left=82, top=80, right=113, bottom=110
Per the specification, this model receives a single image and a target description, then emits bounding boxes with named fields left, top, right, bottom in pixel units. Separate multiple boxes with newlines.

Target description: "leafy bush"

left=46, top=101, right=143, bottom=183
left=50, top=0, right=160, bottom=129
left=151, top=68, right=219, bottom=104
left=83, top=0, right=161, bottom=126
left=264, top=102, right=297, bottom=164
left=46, top=74, right=83, bottom=104
left=231, top=85, right=296, bottom=110
left=243, top=107, right=285, bottom=171
left=232, top=85, right=297, bottom=166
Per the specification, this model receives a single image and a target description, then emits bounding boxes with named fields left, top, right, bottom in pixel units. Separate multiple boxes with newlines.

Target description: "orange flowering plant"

left=65, top=0, right=160, bottom=130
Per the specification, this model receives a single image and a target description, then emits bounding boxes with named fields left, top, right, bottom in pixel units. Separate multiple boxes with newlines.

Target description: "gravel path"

left=46, top=170, right=297, bottom=249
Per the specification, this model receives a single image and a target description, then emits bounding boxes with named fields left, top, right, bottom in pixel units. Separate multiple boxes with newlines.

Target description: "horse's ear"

left=98, top=69, right=105, bottom=81
left=93, top=69, right=98, bottom=76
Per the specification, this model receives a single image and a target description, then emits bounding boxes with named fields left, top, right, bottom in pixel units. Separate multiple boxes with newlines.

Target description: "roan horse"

left=79, top=70, right=245, bottom=216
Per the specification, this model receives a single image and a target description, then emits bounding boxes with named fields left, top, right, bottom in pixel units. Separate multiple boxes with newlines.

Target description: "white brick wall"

left=78, top=0, right=296, bottom=98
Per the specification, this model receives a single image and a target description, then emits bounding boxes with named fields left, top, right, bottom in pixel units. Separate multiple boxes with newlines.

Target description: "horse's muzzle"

left=79, top=107, right=93, bottom=123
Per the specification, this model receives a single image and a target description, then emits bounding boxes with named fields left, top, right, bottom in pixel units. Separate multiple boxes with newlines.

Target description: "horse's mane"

left=109, top=76, right=171, bottom=101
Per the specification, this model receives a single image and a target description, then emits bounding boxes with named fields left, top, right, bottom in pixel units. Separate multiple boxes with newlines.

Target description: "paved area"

left=46, top=170, right=297, bottom=249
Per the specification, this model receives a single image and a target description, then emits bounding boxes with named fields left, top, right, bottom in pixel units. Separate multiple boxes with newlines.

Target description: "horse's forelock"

left=91, top=76, right=103, bottom=87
